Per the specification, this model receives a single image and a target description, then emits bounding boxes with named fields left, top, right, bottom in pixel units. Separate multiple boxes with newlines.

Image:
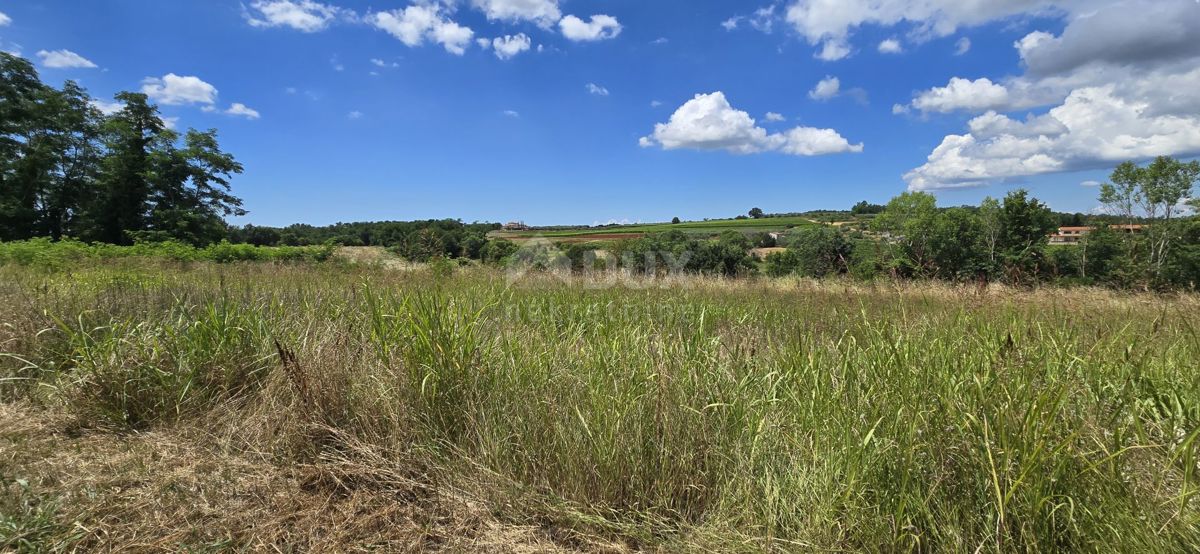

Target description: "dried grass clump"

left=1, top=402, right=584, bottom=552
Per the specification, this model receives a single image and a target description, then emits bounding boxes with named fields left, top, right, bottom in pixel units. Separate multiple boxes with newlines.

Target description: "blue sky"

left=2, top=1, right=1197, bottom=226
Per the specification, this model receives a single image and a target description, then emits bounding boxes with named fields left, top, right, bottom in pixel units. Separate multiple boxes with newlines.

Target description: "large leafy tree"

left=996, top=189, right=1056, bottom=283
left=26, top=82, right=103, bottom=240
left=1078, top=224, right=1126, bottom=284
left=1100, top=157, right=1200, bottom=281
left=0, top=53, right=49, bottom=240
left=87, top=92, right=166, bottom=244
left=977, top=196, right=1003, bottom=274
left=929, top=207, right=984, bottom=279
left=1166, top=219, right=1200, bottom=288
left=772, top=226, right=851, bottom=277
left=872, top=189, right=1051, bottom=282
left=0, top=54, right=104, bottom=241
left=0, top=54, right=246, bottom=246
left=872, top=191, right=940, bottom=276
left=144, top=128, right=246, bottom=245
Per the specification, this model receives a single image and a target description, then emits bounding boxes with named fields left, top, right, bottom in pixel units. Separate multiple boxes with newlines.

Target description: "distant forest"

left=228, top=220, right=500, bottom=259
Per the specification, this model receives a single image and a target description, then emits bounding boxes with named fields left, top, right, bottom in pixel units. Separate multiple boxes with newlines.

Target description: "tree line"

left=766, top=157, right=1200, bottom=290
left=498, top=156, right=1199, bottom=289
left=228, top=220, right=500, bottom=261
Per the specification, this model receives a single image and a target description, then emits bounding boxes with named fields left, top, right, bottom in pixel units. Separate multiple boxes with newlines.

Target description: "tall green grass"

left=2, top=261, right=1199, bottom=551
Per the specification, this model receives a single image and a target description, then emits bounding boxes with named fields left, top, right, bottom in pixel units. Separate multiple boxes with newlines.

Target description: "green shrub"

left=0, top=239, right=333, bottom=268
left=0, top=477, right=81, bottom=552
left=769, top=227, right=851, bottom=277
left=428, top=255, right=455, bottom=278
left=50, top=302, right=275, bottom=428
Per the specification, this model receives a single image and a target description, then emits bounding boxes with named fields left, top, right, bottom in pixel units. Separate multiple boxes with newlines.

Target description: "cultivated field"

left=490, top=216, right=822, bottom=242
left=3, top=260, right=1200, bottom=551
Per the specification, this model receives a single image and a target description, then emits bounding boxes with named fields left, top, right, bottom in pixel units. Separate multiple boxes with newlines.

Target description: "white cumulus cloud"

left=586, top=83, right=609, bottom=96
left=910, top=77, right=1010, bottom=113
left=36, top=49, right=97, bottom=69
left=225, top=103, right=261, bottom=120
left=878, top=38, right=903, bottom=54
left=1014, top=1, right=1200, bottom=77
left=243, top=0, right=346, bottom=32
left=471, top=0, right=560, bottom=27
left=492, top=33, right=531, bottom=60
left=141, top=74, right=218, bottom=106
left=746, top=1, right=1189, bottom=65
left=905, top=84, right=1200, bottom=190
left=808, top=76, right=840, bottom=100
left=0, top=11, right=11, bottom=27
left=901, top=0, right=1200, bottom=190
left=640, top=92, right=862, bottom=156
left=783, top=0, right=1060, bottom=62
left=372, top=4, right=474, bottom=55
left=764, top=112, right=786, bottom=122
left=559, top=14, right=622, bottom=41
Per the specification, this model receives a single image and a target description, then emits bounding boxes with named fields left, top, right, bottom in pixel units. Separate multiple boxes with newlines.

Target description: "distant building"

left=1049, top=226, right=1091, bottom=244
left=503, top=221, right=529, bottom=231
left=1049, top=224, right=1145, bottom=244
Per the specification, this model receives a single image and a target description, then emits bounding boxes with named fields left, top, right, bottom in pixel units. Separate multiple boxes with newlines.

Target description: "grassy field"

left=492, top=216, right=821, bottom=242
left=3, top=260, right=1200, bottom=551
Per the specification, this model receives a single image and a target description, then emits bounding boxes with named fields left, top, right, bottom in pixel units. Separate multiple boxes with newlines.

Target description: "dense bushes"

left=766, top=191, right=1053, bottom=283
left=767, top=175, right=1200, bottom=290
left=612, top=230, right=758, bottom=276
left=766, top=227, right=851, bottom=277
left=238, top=219, right=498, bottom=260
left=0, top=237, right=335, bottom=268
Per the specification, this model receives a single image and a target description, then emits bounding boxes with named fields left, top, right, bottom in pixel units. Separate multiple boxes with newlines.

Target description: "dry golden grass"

left=0, top=400, right=599, bottom=553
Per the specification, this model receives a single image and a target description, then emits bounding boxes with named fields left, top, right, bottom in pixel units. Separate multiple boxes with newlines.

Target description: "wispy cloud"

left=37, top=49, right=98, bottom=69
